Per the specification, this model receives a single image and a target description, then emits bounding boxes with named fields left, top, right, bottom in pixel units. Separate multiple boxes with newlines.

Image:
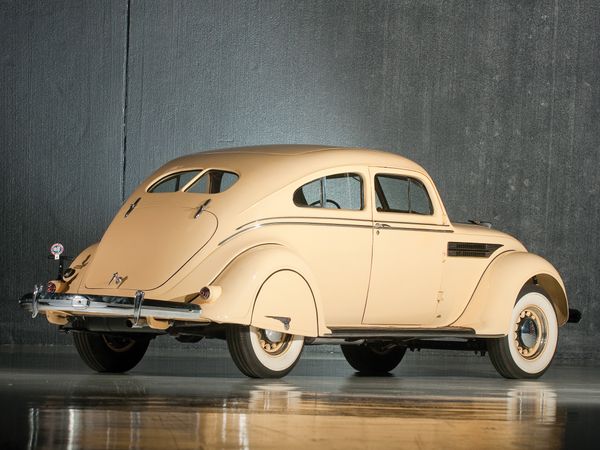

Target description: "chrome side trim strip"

left=219, top=223, right=265, bottom=245
left=235, top=216, right=452, bottom=230
left=220, top=219, right=453, bottom=246
left=383, top=226, right=453, bottom=233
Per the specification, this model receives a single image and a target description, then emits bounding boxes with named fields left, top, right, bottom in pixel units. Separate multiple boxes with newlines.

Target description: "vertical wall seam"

left=543, top=0, right=559, bottom=248
left=121, top=0, right=132, bottom=202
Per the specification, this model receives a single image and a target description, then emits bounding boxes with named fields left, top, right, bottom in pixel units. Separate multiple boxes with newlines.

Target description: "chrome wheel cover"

left=513, top=306, right=548, bottom=360
left=258, top=328, right=292, bottom=356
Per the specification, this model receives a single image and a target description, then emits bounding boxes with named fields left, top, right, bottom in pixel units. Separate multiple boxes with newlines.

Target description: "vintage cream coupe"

left=20, top=145, right=580, bottom=379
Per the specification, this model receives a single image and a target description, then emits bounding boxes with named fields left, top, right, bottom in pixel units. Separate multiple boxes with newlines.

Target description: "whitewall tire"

left=227, top=325, right=304, bottom=378
left=488, top=287, right=558, bottom=379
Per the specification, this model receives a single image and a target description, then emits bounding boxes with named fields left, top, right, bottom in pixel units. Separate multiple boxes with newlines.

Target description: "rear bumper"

left=19, top=288, right=202, bottom=323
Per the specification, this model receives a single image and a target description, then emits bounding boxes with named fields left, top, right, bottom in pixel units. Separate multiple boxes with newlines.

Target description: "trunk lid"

left=85, top=194, right=217, bottom=291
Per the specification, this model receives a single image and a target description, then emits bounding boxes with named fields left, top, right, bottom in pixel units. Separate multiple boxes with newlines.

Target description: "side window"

left=186, top=170, right=239, bottom=194
left=293, top=178, right=321, bottom=207
left=149, top=171, right=201, bottom=193
left=375, top=176, right=409, bottom=212
left=409, top=178, right=433, bottom=215
left=293, top=173, right=363, bottom=210
left=375, top=174, right=433, bottom=215
left=324, top=173, right=363, bottom=210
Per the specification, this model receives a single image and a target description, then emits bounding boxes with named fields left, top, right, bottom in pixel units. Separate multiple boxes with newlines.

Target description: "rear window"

left=185, top=170, right=239, bottom=194
left=148, top=171, right=201, bottom=193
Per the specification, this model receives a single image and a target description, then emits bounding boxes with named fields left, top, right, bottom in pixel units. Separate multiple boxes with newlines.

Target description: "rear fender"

left=451, top=252, right=568, bottom=335
left=251, top=269, right=318, bottom=337
left=198, top=244, right=324, bottom=336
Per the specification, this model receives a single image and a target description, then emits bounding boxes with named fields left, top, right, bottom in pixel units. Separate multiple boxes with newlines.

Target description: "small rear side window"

left=149, top=171, right=201, bottom=193
left=293, top=173, right=363, bottom=210
left=186, top=170, right=239, bottom=194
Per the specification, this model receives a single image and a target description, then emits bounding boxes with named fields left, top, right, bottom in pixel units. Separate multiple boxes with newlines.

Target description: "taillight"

left=46, top=281, right=57, bottom=294
left=199, top=287, right=211, bottom=300
left=198, top=285, right=221, bottom=303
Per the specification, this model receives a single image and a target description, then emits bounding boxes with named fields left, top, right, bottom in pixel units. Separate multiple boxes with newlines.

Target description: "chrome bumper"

left=19, top=287, right=202, bottom=323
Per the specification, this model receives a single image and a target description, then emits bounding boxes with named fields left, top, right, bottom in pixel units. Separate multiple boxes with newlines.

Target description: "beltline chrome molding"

left=235, top=216, right=453, bottom=230
left=236, top=216, right=374, bottom=230
left=19, top=291, right=202, bottom=322
left=382, top=225, right=453, bottom=233
left=220, top=218, right=454, bottom=245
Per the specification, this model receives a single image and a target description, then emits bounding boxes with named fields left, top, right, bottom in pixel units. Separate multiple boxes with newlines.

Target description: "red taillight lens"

left=46, top=281, right=57, bottom=294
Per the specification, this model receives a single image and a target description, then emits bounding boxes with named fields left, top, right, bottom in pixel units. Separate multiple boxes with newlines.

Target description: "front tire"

left=226, top=325, right=304, bottom=378
left=341, top=342, right=406, bottom=375
left=488, top=287, right=558, bottom=379
left=72, top=332, right=150, bottom=373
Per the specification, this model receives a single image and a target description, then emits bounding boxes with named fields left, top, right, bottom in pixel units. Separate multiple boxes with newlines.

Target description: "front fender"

left=451, top=251, right=568, bottom=335
left=198, top=244, right=325, bottom=335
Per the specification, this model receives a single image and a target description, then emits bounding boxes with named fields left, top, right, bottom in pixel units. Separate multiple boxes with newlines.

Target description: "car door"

left=286, top=169, right=373, bottom=327
left=362, top=168, right=449, bottom=326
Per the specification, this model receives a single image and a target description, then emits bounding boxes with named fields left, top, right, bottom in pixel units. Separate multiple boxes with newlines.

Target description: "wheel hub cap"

left=513, top=307, right=547, bottom=359
left=258, top=329, right=290, bottom=355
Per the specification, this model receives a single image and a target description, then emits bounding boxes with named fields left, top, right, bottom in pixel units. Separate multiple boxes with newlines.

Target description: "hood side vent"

left=448, top=242, right=502, bottom=258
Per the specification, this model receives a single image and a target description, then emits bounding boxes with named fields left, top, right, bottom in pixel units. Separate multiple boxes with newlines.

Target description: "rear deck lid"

left=85, top=193, right=217, bottom=291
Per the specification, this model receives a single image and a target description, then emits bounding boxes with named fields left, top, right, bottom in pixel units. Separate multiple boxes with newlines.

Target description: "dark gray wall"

left=1, top=1, right=598, bottom=360
left=1, top=1, right=128, bottom=344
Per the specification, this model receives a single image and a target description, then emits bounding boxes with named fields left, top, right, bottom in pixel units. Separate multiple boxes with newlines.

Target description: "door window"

left=375, top=174, right=433, bottom=215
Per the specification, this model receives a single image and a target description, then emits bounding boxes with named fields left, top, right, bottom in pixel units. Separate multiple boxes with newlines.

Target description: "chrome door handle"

left=374, top=223, right=390, bottom=229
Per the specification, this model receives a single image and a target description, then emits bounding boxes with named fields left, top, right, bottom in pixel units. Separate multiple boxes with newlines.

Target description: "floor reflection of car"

left=20, top=145, right=580, bottom=378
left=22, top=383, right=562, bottom=450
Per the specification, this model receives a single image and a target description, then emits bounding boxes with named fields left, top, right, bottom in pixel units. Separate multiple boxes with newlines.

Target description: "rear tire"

left=488, top=286, right=558, bottom=379
left=226, top=325, right=304, bottom=378
left=341, top=342, right=406, bottom=375
left=72, top=332, right=150, bottom=373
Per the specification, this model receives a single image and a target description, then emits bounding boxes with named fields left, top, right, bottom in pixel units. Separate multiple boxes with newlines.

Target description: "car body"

left=20, top=145, right=579, bottom=378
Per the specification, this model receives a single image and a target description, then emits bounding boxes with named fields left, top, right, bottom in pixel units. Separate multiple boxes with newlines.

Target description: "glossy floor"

left=0, top=344, right=598, bottom=449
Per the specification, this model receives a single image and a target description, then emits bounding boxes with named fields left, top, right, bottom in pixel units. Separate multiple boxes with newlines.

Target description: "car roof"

left=162, top=145, right=427, bottom=177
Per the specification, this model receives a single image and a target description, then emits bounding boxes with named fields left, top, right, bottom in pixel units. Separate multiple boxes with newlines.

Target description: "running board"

left=326, top=327, right=484, bottom=339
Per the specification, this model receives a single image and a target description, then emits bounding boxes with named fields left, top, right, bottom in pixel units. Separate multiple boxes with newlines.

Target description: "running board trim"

left=326, top=326, right=487, bottom=339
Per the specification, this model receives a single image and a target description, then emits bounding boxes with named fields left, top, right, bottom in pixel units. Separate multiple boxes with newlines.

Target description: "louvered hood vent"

left=447, top=242, right=502, bottom=258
